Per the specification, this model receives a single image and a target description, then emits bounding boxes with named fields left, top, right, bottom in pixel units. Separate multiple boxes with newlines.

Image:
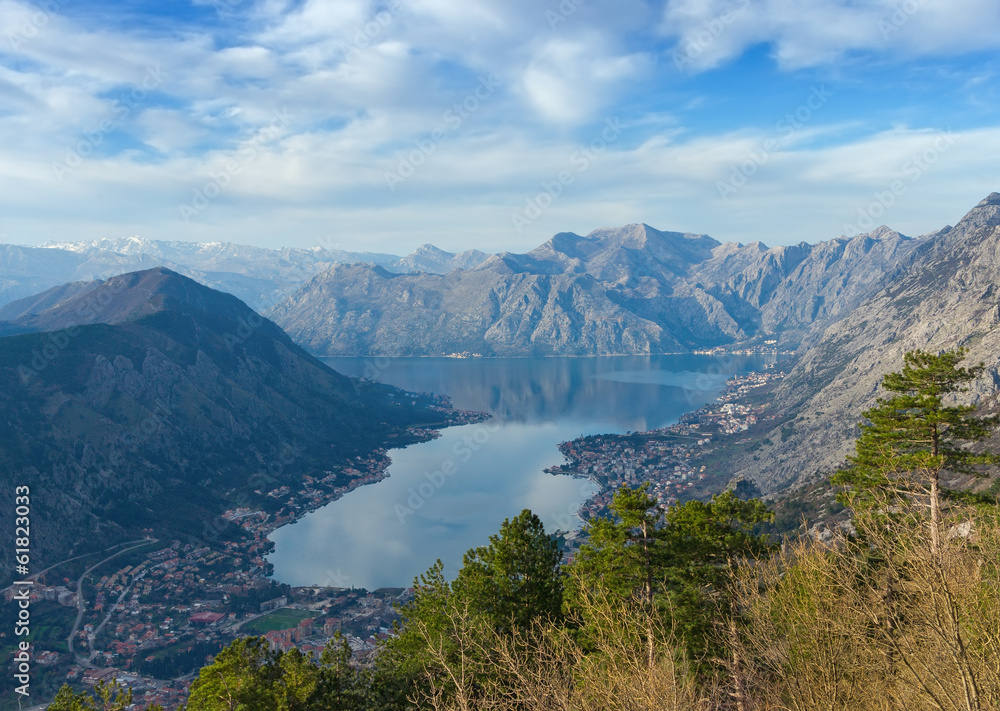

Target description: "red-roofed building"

left=189, top=612, right=225, bottom=625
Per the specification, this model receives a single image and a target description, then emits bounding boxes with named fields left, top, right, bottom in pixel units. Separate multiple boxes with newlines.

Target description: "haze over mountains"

left=0, top=237, right=490, bottom=313
left=3, top=224, right=927, bottom=358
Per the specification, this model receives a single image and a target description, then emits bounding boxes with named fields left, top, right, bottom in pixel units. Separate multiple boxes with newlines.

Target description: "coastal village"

left=551, top=369, right=786, bottom=519
left=2, top=375, right=784, bottom=709
left=1, top=395, right=489, bottom=710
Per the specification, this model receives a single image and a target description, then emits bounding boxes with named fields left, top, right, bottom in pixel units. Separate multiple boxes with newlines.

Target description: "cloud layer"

left=1, top=0, right=999, bottom=252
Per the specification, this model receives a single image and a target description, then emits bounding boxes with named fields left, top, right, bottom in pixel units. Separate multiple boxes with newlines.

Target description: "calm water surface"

left=267, top=355, right=771, bottom=589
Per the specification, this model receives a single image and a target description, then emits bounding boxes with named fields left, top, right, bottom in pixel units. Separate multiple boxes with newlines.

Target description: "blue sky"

left=2, top=0, right=1000, bottom=254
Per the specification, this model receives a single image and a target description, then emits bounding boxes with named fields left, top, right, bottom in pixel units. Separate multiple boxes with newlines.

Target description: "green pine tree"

left=832, top=347, right=999, bottom=554
left=453, top=509, right=563, bottom=631
left=567, top=485, right=773, bottom=667
left=378, top=510, right=564, bottom=706
left=184, top=637, right=280, bottom=710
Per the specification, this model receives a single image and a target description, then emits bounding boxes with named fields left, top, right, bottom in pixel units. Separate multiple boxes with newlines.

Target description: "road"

left=67, top=538, right=158, bottom=666
left=85, top=570, right=148, bottom=661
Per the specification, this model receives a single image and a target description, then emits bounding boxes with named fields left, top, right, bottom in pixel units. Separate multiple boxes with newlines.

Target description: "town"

left=2, top=395, right=490, bottom=710
left=550, top=369, right=786, bottom=519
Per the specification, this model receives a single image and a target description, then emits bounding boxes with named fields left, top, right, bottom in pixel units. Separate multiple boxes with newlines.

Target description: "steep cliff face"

left=265, top=263, right=680, bottom=356
left=732, top=194, right=1000, bottom=492
left=269, top=222, right=926, bottom=356
left=0, top=268, right=446, bottom=573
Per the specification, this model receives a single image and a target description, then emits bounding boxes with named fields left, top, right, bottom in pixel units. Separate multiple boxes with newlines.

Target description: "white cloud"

left=663, top=0, right=1000, bottom=71
left=522, top=37, right=648, bottom=124
left=0, top=0, right=998, bottom=256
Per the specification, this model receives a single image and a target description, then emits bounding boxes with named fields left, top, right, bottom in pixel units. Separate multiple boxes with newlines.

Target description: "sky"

left=2, top=0, right=1000, bottom=255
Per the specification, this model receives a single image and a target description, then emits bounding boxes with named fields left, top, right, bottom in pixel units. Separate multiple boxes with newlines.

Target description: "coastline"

left=543, top=368, right=788, bottom=522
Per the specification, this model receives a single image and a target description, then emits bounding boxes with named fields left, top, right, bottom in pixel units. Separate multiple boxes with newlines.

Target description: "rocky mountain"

left=393, top=243, right=491, bottom=273
left=731, top=194, right=1000, bottom=493
left=0, top=268, right=451, bottom=574
left=0, top=237, right=492, bottom=312
left=266, top=262, right=683, bottom=356
left=269, top=223, right=925, bottom=356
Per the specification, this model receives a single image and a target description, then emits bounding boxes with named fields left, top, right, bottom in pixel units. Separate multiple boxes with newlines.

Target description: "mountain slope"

left=266, top=263, right=682, bottom=356
left=269, top=223, right=925, bottom=356
left=0, top=268, right=450, bottom=575
left=732, top=194, right=1000, bottom=492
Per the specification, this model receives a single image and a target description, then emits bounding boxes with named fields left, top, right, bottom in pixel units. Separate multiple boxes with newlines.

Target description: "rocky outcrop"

left=731, top=194, right=1000, bottom=492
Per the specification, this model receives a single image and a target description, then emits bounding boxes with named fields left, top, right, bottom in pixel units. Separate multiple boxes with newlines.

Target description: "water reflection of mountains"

left=322, top=356, right=770, bottom=432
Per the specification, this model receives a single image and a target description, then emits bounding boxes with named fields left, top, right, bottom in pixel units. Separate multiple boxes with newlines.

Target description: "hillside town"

left=7, top=500, right=417, bottom=709
left=0, top=411, right=494, bottom=709
left=551, top=370, right=786, bottom=518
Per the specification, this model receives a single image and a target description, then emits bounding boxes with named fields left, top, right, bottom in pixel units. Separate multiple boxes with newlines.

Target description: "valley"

left=4, top=194, right=1000, bottom=709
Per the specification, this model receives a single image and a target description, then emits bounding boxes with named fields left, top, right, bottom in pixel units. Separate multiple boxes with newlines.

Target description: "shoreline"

left=543, top=368, right=788, bottom=521
left=320, top=348, right=794, bottom=360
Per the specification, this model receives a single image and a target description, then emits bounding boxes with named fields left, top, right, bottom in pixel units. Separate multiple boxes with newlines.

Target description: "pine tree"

left=453, top=509, right=563, bottom=631
left=185, top=637, right=280, bottom=710
left=378, top=510, right=564, bottom=707
left=567, top=485, right=773, bottom=668
left=832, top=347, right=998, bottom=555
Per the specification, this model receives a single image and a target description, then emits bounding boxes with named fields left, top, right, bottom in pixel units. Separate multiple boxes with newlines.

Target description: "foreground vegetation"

left=52, top=349, right=1000, bottom=710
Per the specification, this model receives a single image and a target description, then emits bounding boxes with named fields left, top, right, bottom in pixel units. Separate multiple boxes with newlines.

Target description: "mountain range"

left=0, top=237, right=490, bottom=313
left=267, top=224, right=925, bottom=356
left=0, top=268, right=451, bottom=574
left=5, top=194, right=1000, bottom=499
left=2, top=224, right=928, bottom=358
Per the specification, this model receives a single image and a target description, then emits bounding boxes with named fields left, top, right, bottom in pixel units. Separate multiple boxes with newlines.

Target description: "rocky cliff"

left=732, top=194, right=1000, bottom=492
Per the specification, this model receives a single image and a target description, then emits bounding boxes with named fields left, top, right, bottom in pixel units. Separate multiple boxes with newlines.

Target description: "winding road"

left=66, top=538, right=158, bottom=666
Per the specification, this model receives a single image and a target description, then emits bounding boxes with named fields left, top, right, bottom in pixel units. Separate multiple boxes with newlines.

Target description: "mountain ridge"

left=268, top=221, right=927, bottom=357
left=0, top=268, right=450, bottom=575
left=730, top=193, right=1000, bottom=493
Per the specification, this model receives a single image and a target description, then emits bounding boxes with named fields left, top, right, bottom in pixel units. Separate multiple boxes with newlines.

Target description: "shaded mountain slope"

left=0, top=268, right=448, bottom=575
